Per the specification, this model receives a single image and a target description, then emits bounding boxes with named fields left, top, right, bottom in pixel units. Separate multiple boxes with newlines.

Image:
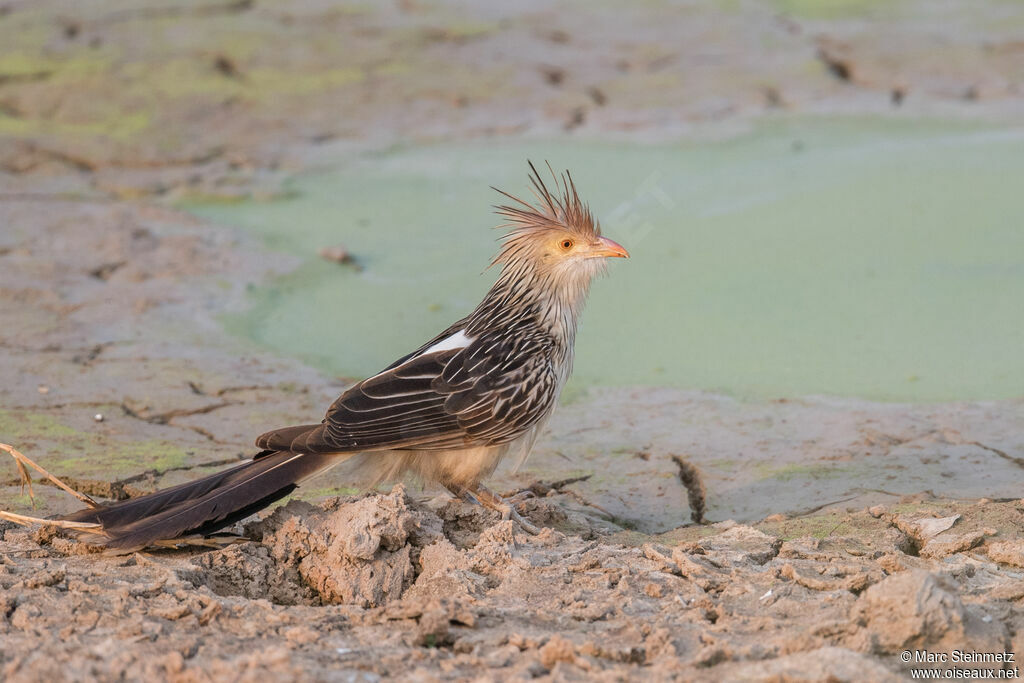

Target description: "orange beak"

left=593, top=236, right=629, bottom=259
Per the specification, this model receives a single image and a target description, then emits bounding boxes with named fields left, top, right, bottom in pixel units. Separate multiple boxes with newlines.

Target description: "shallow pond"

left=188, top=118, right=1024, bottom=402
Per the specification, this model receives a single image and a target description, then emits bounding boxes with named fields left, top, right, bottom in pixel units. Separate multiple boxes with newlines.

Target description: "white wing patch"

left=422, top=330, right=473, bottom=355
left=364, top=329, right=474, bottom=383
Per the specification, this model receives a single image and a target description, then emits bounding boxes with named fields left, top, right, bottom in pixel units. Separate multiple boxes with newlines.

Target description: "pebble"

left=318, top=245, right=361, bottom=269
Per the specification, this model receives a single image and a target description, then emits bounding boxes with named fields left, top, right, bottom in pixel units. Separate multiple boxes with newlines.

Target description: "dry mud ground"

left=1, top=1, right=1024, bottom=680
left=2, top=488, right=1024, bottom=681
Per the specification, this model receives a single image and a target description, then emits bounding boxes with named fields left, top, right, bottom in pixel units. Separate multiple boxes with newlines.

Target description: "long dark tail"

left=63, top=450, right=340, bottom=550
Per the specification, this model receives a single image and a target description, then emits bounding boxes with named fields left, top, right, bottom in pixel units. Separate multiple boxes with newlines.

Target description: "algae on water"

left=187, top=118, right=1024, bottom=403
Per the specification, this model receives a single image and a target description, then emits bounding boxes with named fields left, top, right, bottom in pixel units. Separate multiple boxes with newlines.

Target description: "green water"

left=188, top=119, right=1024, bottom=402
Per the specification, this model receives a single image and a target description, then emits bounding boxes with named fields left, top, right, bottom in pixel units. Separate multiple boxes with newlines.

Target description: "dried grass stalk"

left=1, top=442, right=99, bottom=508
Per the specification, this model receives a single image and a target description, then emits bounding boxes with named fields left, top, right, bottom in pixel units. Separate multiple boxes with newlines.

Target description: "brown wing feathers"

left=254, top=305, right=524, bottom=459
left=254, top=423, right=323, bottom=451
left=317, top=335, right=557, bottom=452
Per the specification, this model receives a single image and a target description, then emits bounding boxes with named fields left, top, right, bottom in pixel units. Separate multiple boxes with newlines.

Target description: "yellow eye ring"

left=560, top=239, right=574, bottom=250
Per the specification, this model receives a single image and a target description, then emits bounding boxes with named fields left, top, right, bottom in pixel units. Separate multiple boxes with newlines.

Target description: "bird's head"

left=491, top=163, right=628, bottom=291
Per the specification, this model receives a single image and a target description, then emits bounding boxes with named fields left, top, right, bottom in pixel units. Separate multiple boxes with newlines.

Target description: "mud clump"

left=697, top=524, right=781, bottom=566
left=848, top=570, right=1009, bottom=660
left=198, top=485, right=443, bottom=606
left=986, top=540, right=1024, bottom=568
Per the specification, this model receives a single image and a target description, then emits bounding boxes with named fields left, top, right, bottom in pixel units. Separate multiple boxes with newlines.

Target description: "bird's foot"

left=460, top=484, right=540, bottom=535
left=503, top=503, right=540, bottom=535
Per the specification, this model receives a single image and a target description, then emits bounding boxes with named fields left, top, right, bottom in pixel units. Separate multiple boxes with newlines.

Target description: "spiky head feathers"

left=491, top=162, right=602, bottom=271
left=476, top=162, right=627, bottom=344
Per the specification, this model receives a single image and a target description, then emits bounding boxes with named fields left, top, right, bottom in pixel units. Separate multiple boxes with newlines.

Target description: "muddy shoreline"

left=2, top=1, right=1023, bottom=680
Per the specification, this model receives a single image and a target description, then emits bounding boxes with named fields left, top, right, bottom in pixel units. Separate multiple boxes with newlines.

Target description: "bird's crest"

left=490, top=162, right=600, bottom=268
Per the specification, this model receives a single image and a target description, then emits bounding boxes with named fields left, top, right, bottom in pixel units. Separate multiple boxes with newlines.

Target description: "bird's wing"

left=274, top=328, right=559, bottom=453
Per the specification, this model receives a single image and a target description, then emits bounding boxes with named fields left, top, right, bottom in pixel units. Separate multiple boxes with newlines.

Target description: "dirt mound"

left=195, top=486, right=443, bottom=606
left=191, top=485, right=609, bottom=611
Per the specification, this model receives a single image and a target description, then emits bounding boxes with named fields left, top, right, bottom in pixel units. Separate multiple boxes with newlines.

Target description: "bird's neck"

left=473, top=262, right=592, bottom=349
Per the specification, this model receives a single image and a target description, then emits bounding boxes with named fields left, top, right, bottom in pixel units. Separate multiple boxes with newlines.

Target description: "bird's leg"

left=468, top=483, right=540, bottom=535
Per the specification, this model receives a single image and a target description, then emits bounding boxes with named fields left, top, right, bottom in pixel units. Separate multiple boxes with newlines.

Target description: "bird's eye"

left=560, top=239, right=574, bottom=250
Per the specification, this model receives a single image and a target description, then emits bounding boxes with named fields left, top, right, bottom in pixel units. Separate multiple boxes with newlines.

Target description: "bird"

left=64, top=162, right=629, bottom=549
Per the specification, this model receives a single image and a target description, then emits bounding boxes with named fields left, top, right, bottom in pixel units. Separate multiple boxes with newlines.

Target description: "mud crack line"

left=121, top=400, right=235, bottom=425
left=970, top=440, right=1024, bottom=469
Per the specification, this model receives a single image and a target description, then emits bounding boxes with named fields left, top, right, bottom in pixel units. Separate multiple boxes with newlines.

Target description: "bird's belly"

left=344, top=425, right=546, bottom=492
left=404, top=442, right=512, bottom=490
